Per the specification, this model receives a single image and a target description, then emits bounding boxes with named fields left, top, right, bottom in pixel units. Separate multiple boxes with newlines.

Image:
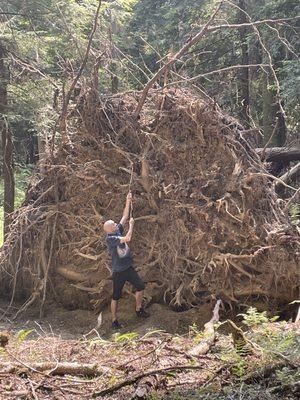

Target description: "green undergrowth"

left=166, top=308, right=299, bottom=400
left=0, top=308, right=298, bottom=399
left=0, top=166, right=32, bottom=246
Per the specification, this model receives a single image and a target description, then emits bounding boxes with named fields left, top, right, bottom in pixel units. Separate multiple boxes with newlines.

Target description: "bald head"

left=103, top=219, right=118, bottom=234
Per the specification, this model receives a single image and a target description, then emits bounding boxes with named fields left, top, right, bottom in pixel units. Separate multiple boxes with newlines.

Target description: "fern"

left=238, top=307, right=272, bottom=327
left=17, top=329, right=33, bottom=343
left=0, top=347, right=7, bottom=358
left=114, top=332, right=138, bottom=343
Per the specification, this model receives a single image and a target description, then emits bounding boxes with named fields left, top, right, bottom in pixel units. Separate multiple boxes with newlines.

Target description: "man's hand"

left=120, top=192, right=133, bottom=226
left=120, top=217, right=134, bottom=243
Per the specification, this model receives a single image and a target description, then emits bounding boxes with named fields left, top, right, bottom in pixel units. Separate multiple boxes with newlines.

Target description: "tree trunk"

left=0, top=43, right=14, bottom=240
left=256, top=146, right=300, bottom=163
left=262, top=73, right=286, bottom=147
left=237, top=0, right=250, bottom=126
left=26, top=132, right=38, bottom=164
left=108, top=21, right=119, bottom=94
left=277, top=162, right=300, bottom=186
left=261, top=12, right=287, bottom=148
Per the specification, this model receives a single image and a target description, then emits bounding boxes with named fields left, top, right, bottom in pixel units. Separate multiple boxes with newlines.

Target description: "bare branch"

left=276, top=162, right=300, bottom=186
left=256, top=146, right=300, bottom=163
left=164, top=63, right=268, bottom=86
left=206, top=16, right=300, bottom=32
left=134, top=1, right=223, bottom=117
left=52, top=0, right=102, bottom=150
left=224, top=0, right=287, bottom=122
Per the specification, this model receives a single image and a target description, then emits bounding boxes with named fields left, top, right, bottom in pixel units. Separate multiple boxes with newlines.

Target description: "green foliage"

left=290, top=204, right=300, bottom=224
left=0, top=347, right=8, bottom=358
left=238, top=307, right=278, bottom=327
left=276, top=366, right=300, bottom=386
left=219, top=344, right=248, bottom=378
left=16, top=329, right=33, bottom=343
left=254, top=324, right=300, bottom=358
left=188, top=322, right=200, bottom=336
left=0, top=167, right=32, bottom=246
left=230, top=356, right=247, bottom=377
left=0, top=0, right=299, bottom=229
left=113, top=331, right=139, bottom=343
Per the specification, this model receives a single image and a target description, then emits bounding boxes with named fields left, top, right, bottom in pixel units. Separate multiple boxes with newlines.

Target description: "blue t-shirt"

left=105, top=223, right=133, bottom=272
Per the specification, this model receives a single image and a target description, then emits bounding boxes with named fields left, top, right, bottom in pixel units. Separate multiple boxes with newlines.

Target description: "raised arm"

left=119, top=218, right=134, bottom=243
left=120, top=192, right=132, bottom=226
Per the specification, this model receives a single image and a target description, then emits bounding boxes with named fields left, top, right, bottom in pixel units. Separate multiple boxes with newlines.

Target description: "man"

left=103, top=192, right=149, bottom=329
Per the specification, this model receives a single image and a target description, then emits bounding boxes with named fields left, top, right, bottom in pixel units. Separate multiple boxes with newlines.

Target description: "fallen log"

left=0, top=361, right=105, bottom=377
left=92, top=364, right=204, bottom=397
left=188, top=299, right=222, bottom=357
left=256, top=146, right=300, bottom=163
left=276, top=162, right=300, bottom=186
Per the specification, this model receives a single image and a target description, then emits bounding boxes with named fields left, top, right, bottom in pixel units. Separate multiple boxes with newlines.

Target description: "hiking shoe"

left=112, top=320, right=122, bottom=330
left=136, top=308, right=150, bottom=318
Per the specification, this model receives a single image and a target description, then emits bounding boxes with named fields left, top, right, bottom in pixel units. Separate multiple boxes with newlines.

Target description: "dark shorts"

left=112, top=266, right=145, bottom=300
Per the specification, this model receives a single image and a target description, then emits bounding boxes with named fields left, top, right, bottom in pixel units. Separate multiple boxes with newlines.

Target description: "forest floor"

left=0, top=300, right=299, bottom=400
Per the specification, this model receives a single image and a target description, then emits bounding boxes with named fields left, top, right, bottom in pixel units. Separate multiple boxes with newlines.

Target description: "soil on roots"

left=0, top=88, right=299, bottom=314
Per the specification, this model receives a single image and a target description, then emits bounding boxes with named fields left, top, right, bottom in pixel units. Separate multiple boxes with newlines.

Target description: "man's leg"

left=135, top=290, right=143, bottom=312
left=126, top=267, right=149, bottom=318
left=111, top=299, right=118, bottom=322
left=111, top=271, right=126, bottom=325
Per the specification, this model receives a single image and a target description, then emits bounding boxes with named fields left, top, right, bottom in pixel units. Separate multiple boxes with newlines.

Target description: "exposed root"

left=0, top=89, right=299, bottom=312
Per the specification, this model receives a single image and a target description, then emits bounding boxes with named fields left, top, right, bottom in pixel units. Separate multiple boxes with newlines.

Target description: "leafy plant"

left=219, top=346, right=248, bottom=378
left=290, top=204, right=300, bottom=224
left=231, top=356, right=247, bottom=377
left=0, top=347, right=8, bottom=358
left=238, top=307, right=278, bottom=327
left=113, top=331, right=138, bottom=343
left=276, top=366, right=300, bottom=386
left=17, top=329, right=33, bottom=343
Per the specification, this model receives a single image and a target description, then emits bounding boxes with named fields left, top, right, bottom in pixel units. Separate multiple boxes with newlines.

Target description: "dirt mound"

left=0, top=89, right=299, bottom=314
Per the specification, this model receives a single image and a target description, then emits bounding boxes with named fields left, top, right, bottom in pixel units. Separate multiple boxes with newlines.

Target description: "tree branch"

left=206, top=16, right=300, bottom=32
left=134, top=1, right=223, bottom=117
left=256, top=146, right=300, bottom=163
left=276, top=162, right=300, bottom=186
left=51, top=0, right=102, bottom=150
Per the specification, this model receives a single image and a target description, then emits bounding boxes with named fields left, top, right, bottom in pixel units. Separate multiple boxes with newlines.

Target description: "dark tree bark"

left=237, top=0, right=250, bottom=126
left=256, top=146, right=300, bottom=163
left=261, top=37, right=287, bottom=147
left=108, top=18, right=119, bottom=94
left=0, top=43, right=14, bottom=240
left=26, top=132, right=38, bottom=164
left=263, top=77, right=287, bottom=147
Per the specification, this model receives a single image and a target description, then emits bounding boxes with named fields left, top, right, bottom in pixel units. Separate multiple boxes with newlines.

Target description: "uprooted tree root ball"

left=0, top=89, right=299, bottom=314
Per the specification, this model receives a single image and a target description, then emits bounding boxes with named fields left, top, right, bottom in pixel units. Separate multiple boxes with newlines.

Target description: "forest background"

left=0, top=0, right=299, bottom=243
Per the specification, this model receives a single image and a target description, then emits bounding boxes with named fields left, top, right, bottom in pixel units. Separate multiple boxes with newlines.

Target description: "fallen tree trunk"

left=92, top=364, right=205, bottom=397
left=188, top=299, right=222, bottom=357
left=0, top=361, right=105, bottom=377
left=256, top=146, right=300, bottom=163
left=276, top=162, right=300, bottom=186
